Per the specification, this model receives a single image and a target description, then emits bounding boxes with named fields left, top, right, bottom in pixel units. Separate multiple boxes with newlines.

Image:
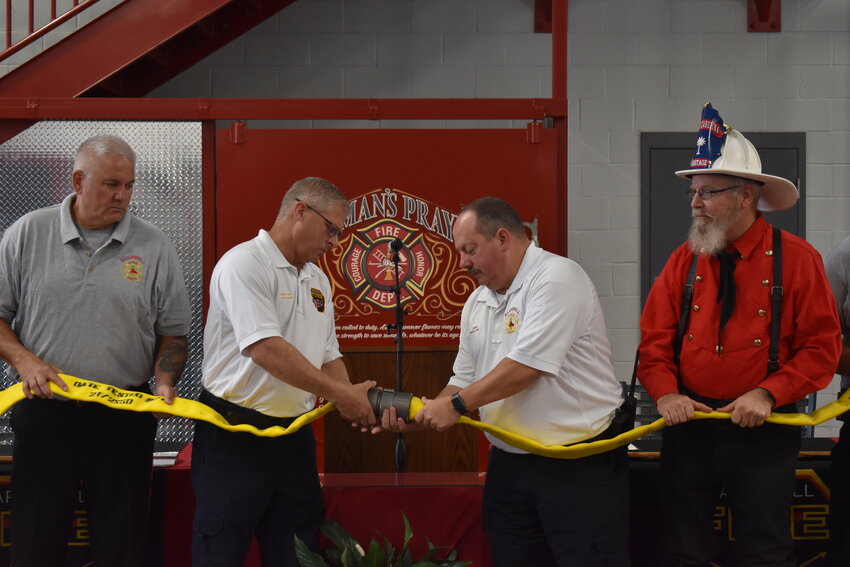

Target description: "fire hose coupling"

left=367, top=388, right=422, bottom=423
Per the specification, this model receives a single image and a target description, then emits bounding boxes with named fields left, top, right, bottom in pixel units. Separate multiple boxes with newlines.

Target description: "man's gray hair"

left=278, top=177, right=348, bottom=218
left=731, top=175, right=763, bottom=211
left=74, top=135, right=136, bottom=172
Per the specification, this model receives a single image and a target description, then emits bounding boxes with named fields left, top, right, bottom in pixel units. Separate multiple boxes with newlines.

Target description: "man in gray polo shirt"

left=826, top=235, right=850, bottom=566
left=0, top=135, right=191, bottom=567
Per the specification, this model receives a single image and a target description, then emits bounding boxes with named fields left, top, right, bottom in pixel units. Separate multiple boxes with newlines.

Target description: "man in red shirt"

left=638, top=104, right=841, bottom=567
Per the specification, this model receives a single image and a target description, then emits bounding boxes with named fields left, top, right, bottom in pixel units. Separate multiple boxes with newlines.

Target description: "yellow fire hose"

left=0, top=375, right=847, bottom=460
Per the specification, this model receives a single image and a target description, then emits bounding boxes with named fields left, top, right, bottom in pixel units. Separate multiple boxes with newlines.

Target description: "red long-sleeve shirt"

left=638, top=215, right=841, bottom=407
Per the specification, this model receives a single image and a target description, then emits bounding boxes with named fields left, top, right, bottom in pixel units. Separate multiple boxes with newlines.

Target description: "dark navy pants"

left=10, top=394, right=157, bottom=567
left=659, top=415, right=800, bottom=567
left=191, top=419, right=323, bottom=567
left=828, top=420, right=850, bottom=567
left=483, top=445, right=630, bottom=567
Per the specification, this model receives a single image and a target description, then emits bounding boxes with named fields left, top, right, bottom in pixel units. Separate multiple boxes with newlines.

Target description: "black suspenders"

left=767, top=226, right=783, bottom=375
left=675, top=226, right=784, bottom=384
left=674, top=254, right=699, bottom=392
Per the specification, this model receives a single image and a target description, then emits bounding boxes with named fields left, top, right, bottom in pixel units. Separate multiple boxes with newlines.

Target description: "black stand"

left=385, top=240, right=406, bottom=472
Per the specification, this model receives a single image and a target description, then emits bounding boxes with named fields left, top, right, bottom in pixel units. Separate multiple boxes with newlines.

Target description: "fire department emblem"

left=342, top=220, right=434, bottom=309
left=311, top=288, right=326, bottom=312
left=504, top=307, right=521, bottom=335
left=120, top=256, right=145, bottom=282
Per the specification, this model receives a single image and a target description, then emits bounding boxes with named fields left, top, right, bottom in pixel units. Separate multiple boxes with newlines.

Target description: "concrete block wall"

left=153, top=0, right=850, bottom=436
left=150, top=0, right=552, bottom=122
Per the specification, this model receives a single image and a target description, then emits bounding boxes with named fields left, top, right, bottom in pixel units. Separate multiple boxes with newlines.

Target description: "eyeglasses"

left=686, top=184, right=741, bottom=201
left=295, top=198, right=344, bottom=239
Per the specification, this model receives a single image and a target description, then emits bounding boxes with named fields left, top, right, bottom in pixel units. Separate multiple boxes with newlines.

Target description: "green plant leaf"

left=326, top=549, right=343, bottom=567
left=322, top=520, right=363, bottom=552
left=311, top=513, right=469, bottom=567
left=420, top=539, right=438, bottom=561
left=381, top=535, right=396, bottom=564
left=340, top=547, right=352, bottom=567
left=401, top=513, right=414, bottom=550
left=363, top=539, right=387, bottom=567
left=418, top=538, right=461, bottom=563
left=340, top=546, right=365, bottom=567
left=294, top=534, right=330, bottom=567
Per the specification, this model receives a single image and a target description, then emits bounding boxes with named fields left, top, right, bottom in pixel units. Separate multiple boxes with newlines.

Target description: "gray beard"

left=688, top=218, right=726, bottom=255
left=687, top=208, right=741, bottom=255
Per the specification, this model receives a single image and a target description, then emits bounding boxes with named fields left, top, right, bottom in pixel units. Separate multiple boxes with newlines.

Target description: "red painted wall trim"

left=0, top=97, right=566, bottom=121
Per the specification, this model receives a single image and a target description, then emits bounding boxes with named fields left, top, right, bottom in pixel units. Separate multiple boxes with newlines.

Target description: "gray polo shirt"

left=826, top=234, right=850, bottom=391
left=0, top=193, right=191, bottom=388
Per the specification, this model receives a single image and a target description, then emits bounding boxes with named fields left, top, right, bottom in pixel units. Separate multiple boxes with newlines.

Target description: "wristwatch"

left=451, top=391, right=470, bottom=415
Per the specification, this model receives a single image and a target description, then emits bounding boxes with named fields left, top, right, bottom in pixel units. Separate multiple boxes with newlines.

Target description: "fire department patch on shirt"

left=504, top=306, right=520, bottom=335
left=311, top=288, right=325, bottom=312
left=120, top=256, right=146, bottom=282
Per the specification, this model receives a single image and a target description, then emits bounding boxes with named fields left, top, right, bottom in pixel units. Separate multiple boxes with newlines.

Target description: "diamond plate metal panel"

left=0, top=120, right=203, bottom=452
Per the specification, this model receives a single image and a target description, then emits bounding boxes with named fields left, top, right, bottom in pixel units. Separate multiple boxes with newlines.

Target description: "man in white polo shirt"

left=192, top=177, right=376, bottom=567
left=382, top=196, right=629, bottom=566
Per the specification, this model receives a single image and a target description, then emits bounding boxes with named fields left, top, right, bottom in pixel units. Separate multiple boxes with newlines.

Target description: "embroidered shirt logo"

left=120, top=256, right=145, bottom=282
left=311, top=288, right=326, bottom=312
left=504, top=307, right=521, bottom=335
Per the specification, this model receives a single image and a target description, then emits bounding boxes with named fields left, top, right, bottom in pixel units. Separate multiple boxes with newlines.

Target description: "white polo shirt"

left=202, top=230, right=342, bottom=417
left=448, top=243, right=622, bottom=452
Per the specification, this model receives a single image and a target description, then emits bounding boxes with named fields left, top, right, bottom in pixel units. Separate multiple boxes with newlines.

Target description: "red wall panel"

left=215, top=128, right=559, bottom=349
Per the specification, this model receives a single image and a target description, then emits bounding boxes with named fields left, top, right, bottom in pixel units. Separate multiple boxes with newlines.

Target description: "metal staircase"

left=0, top=0, right=296, bottom=141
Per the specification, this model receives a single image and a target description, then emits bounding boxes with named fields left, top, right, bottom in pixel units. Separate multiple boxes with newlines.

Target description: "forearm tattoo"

left=158, top=338, right=188, bottom=375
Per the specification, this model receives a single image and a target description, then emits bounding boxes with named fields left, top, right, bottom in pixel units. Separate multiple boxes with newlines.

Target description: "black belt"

left=682, top=387, right=799, bottom=414
left=681, top=388, right=735, bottom=410
left=567, top=418, right=621, bottom=447
left=198, top=389, right=298, bottom=429
left=492, top=419, right=622, bottom=456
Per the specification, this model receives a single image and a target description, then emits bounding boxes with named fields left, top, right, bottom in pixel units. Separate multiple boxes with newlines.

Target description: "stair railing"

left=2, top=0, right=106, bottom=62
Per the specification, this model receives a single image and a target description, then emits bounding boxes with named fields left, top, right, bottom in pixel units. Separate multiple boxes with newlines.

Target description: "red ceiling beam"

left=748, top=0, right=781, bottom=32
left=552, top=0, right=567, bottom=255
left=535, top=0, right=553, bottom=33
left=0, top=97, right=567, bottom=121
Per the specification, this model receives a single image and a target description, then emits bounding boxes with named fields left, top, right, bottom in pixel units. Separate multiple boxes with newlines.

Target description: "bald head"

left=459, top=196, right=529, bottom=241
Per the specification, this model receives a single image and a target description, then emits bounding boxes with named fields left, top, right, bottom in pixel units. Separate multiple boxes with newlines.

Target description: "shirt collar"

left=110, top=204, right=132, bottom=243
left=729, top=214, right=768, bottom=260
left=506, top=241, right=541, bottom=294
left=256, top=229, right=312, bottom=280
left=58, top=194, right=81, bottom=243
left=58, top=193, right=130, bottom=244
left=256, top=229, right=291, bottom=268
